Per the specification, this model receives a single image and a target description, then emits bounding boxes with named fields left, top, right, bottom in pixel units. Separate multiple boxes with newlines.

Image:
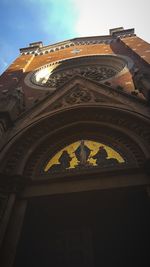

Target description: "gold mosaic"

left=44, top=140, right=125, bottom=172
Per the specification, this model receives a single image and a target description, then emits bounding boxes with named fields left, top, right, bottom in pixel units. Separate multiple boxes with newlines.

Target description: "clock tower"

left=0, top=27, right=150, bottom=267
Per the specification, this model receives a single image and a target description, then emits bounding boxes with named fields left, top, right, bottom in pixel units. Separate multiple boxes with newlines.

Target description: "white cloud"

left=72, top=0, right=150, bottom=43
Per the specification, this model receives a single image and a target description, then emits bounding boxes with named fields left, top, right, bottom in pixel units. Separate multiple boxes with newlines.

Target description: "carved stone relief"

left=47, top=84, right=122, bottom=113
left=0, top=87, right=25, bottom=125
left=49, top=85, right=94, bottom=111
left=132, top=68, right=150, bottom=103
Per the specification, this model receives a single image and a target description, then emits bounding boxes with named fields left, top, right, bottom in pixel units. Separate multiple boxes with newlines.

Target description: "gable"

left=26, top=75, right=139, bottom=119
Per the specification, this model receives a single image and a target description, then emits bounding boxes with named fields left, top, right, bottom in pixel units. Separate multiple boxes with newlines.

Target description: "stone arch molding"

left=1, top=106, right=150, bottom=180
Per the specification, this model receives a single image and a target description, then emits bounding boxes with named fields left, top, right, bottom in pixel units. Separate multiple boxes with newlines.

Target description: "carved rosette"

left=65, top=87, right=91, bottom=104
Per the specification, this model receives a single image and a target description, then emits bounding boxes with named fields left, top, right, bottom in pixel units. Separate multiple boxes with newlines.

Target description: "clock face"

left=25, top=55, right=132, bottom=90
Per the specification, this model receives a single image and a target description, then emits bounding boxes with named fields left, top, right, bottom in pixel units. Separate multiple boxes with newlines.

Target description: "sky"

left=0, top=0, right=150, bottom=74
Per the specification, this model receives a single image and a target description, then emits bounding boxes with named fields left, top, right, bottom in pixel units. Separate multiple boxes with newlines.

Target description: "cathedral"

left=0, top=27, right=150, bottom=266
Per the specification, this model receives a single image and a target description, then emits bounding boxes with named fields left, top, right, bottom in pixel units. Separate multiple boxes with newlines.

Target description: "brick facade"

left=1, top=27, right=150, bottom=108
left=0, top=28, right=150, bottom=267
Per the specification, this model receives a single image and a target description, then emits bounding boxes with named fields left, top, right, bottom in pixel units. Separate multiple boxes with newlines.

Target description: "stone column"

left=0, top=173, right=29, bottom=267
left=0, top=193, right=16, bottom=248
left=0, top=198, right=27, bottom=267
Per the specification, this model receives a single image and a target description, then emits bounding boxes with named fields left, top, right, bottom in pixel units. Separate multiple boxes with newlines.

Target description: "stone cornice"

left=111, top=28, right=135, bottom=38
left=21, top=167, right=150, bottom=198
left=20, top=29, right=135, bottom=56
left=20, top=36, right=113, bottom=55
left=20, top=32, right=135, bottom=56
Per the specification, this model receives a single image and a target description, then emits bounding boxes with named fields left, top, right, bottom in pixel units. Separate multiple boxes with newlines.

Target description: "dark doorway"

left=14, top=187, right=150, bottom=267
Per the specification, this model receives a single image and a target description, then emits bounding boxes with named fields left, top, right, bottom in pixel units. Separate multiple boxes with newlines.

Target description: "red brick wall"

left=0, top=36, right=149, bottom=106
left=121, top=36, right=150, bottom=65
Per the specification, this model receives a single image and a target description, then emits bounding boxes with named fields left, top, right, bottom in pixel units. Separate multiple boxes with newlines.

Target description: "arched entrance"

left=14, top=188, right=150, bottom=267
left=0, top=106, right=150, bottom=267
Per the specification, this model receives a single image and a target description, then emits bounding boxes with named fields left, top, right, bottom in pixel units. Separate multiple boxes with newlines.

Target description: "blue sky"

left=0, top=0, right=150, bottom=74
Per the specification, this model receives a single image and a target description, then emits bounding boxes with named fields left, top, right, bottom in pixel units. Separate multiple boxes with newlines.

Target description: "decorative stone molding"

left=1, top=107, right=149, bottom=179
left=28, top=76, right=147, bottom=119
left=48, top=85, right=111, bottom=112
left=19, top=35, right=137, bottom=56
left=111, top=28, right=135, bottom=39
left=20, top=38, right=114, bottom=56
left=65, top=86, right=92, bottom=104
left=19, top=28, right=136, bottom=56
